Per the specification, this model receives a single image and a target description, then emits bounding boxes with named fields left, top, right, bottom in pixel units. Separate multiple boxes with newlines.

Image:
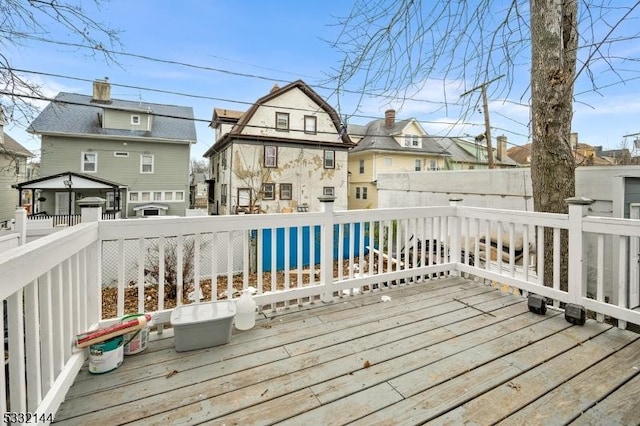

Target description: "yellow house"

left=347, top=110, right=451, bottom=209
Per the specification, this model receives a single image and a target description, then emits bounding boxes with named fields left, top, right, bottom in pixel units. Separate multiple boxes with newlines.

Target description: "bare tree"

left=330, top=0, right=640, bottom=289
left=0, top=0, right=121, bottom=171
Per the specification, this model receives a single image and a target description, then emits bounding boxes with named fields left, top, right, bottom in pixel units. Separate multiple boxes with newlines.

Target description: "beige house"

left=204, top=80, right=354, bottom=214
left=347, top=110, right=451, bottom=209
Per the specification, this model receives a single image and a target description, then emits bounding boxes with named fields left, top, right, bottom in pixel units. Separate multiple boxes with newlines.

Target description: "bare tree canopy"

left=0, top=0, right=121, bottom=125
left=331, top=1, right=640, bottom=124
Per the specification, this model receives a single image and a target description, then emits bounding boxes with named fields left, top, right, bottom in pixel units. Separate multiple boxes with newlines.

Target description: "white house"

left=204, top=80, right=354, bottom=214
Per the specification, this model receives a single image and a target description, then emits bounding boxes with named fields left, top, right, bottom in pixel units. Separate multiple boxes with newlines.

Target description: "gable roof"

left=13, top=170, right=125, bottom=190
left=447, top=138, right=519, bottom=166
left=28, top=92, right=197, bottom=143
left=350, top=117, right=451, bottom=156
left=1, top=133, right=34, bottom=158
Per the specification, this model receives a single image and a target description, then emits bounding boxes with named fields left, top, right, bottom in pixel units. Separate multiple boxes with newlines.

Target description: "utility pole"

left=461, top=75, right=504, bottom=169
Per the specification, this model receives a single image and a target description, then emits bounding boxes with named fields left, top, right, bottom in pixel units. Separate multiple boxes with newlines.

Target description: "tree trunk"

left=530, top=0, right=578, bottom=290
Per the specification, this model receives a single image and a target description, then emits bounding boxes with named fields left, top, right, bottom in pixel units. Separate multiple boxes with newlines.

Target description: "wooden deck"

left=53, top=276, right=640, bottom=425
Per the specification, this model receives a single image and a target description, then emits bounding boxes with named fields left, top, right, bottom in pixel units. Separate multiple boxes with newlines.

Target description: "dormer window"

left=131, top=115, right=141, bottom=125
left=404, top=135, right=420, bottom=147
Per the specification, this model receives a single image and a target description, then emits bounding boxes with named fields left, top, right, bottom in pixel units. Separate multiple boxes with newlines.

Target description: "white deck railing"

left=0, top=199, right=639, bottom=421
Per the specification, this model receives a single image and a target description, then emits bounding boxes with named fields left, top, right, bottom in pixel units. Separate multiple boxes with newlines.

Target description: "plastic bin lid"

left=170, top=300, right=236, bottom=326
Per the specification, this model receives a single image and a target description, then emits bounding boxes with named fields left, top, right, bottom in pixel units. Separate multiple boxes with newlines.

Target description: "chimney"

left=496, top=135, right=507, bottom=161
left=570, top=132, right=578, bottom=150
left=92, top=77, right=111, bottom=104
left=270, top=84, right=280, bottom=94
left=385, top=109, right=395, bottom=128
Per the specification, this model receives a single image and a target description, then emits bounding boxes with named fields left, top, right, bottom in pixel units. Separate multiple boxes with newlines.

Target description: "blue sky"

left=4, top=0, right=640, bottom=160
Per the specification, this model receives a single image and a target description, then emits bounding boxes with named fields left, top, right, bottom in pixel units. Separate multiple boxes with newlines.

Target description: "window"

left=264, top=145, right=278, bottom=168
left=114, top=151, right=129, bottom=158
left=276, top=112, right=289, bottom=131
left=404, top=135, right=419, bottom=147
left=280, top=183, right=292, bottom=200
left=323, top=187, right=335, bottom=197
left=128, top=191, right=184, bottom=203
left=221, top=184, right=228, bottom=205
left=131, top=115, right=141, bottom=125
left=140, top=154, right=154, bottom=173
left=262, top=183, right=275, bottom=200
left=355, top=187, right=368, bottom=200
left=324, top=150, right=335, bottom=169
left=304, top=115, right=317, bottom=134
left=384, top=157, right=392, bottom=167
left=221, top=150, right=227, bottom=169
left=359, top=159, right=365, bottom=174
left=82, top=152, right=97, bottom=173
left=429, top=160, right=438, bottom=170
left=414, top=159, right=422, bottom=171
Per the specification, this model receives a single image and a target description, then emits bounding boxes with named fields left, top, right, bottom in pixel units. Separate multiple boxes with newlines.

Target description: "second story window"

left=82, top=152, right=97, bottom=173
left=359, top=159, right=365, bottom=174
left=262, top=183, right=275, bottom=200
left=276, top=112, right=289, bottom=131
left=221, top=149, right=227, bottom=169
left=304, top=115, right=317, bottom=134
left=264, top=145, right=278, bottom=168
left=324, top=150, right=335, bottom=169
left=131, top=115, right=141, bottom=125
left=140, top=154, right=154, bottom=173
left=415, top=159, right=422, bottom=171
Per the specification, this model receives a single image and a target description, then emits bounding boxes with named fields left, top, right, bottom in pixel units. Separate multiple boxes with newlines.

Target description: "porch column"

left=319, top=195, right=336, bottom=303
left=566, top=197, right=594, bottom=307
left=449, top=198, right=463, bottom=276
left=14, top=206, right=27, bottom=245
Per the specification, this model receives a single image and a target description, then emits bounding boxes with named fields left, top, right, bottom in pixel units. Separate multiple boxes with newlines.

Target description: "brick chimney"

left=92, top=77, right=111, bottom=104
left=385, top=109, right=395, bottom=128
left=496, top=135, right=507, bottom=161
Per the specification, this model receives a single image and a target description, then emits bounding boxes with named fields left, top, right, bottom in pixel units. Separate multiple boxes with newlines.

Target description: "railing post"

left=78, top=197, right=106, bottom=223
left=14, top=206, right=27, bottom=245
left=79, top=198, right=105, bottom=327
left=449, top=198, right=463, bottom=276
left=319, top=195, right=336, bottom=303
left=566, top=197, right=594, bottom=305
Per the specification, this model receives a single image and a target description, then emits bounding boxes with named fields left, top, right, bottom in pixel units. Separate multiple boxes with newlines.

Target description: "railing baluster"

left=553, top=227, right=561, bottom=307
left=137, top=238, right=145, bottom=313
left=25, top=279, right=42, bottom=410
left=596, top=234, right=605, bottom=323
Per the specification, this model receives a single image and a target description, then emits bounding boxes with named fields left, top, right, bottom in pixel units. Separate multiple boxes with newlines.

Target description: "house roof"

left=507, top=143, right=613, bottom=166
left=447, top=138, right=519, bottom=166
left=1, top=132, right=34, bottom=158
left=349, top=118, right=452, bottom=156
left=211, top=108, right=244, bottom=125
left=28, top=92, right=197, bottom=143
left=13, top=171, right=125, bottom=190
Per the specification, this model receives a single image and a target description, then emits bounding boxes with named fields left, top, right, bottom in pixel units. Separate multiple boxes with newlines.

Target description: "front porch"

left=1, top=198, right=639, bottom=423
left=53, top=277, right=640, bottom=425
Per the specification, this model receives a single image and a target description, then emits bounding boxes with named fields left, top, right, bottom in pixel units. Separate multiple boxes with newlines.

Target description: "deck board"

left=52, top=276, right=640, bottom=425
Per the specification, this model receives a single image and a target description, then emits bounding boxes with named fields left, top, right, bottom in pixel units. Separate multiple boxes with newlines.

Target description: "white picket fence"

left=0, top=199, right=640, bottom=422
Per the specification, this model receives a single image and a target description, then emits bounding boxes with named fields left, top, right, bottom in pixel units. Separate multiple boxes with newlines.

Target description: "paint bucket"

left=89, top=335, right=124, bottom=374
left=122, top=314, right=149, bottom=355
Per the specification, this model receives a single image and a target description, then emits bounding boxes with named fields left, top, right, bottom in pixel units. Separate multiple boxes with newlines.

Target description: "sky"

left=3, top=0, right=640, bottom=161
